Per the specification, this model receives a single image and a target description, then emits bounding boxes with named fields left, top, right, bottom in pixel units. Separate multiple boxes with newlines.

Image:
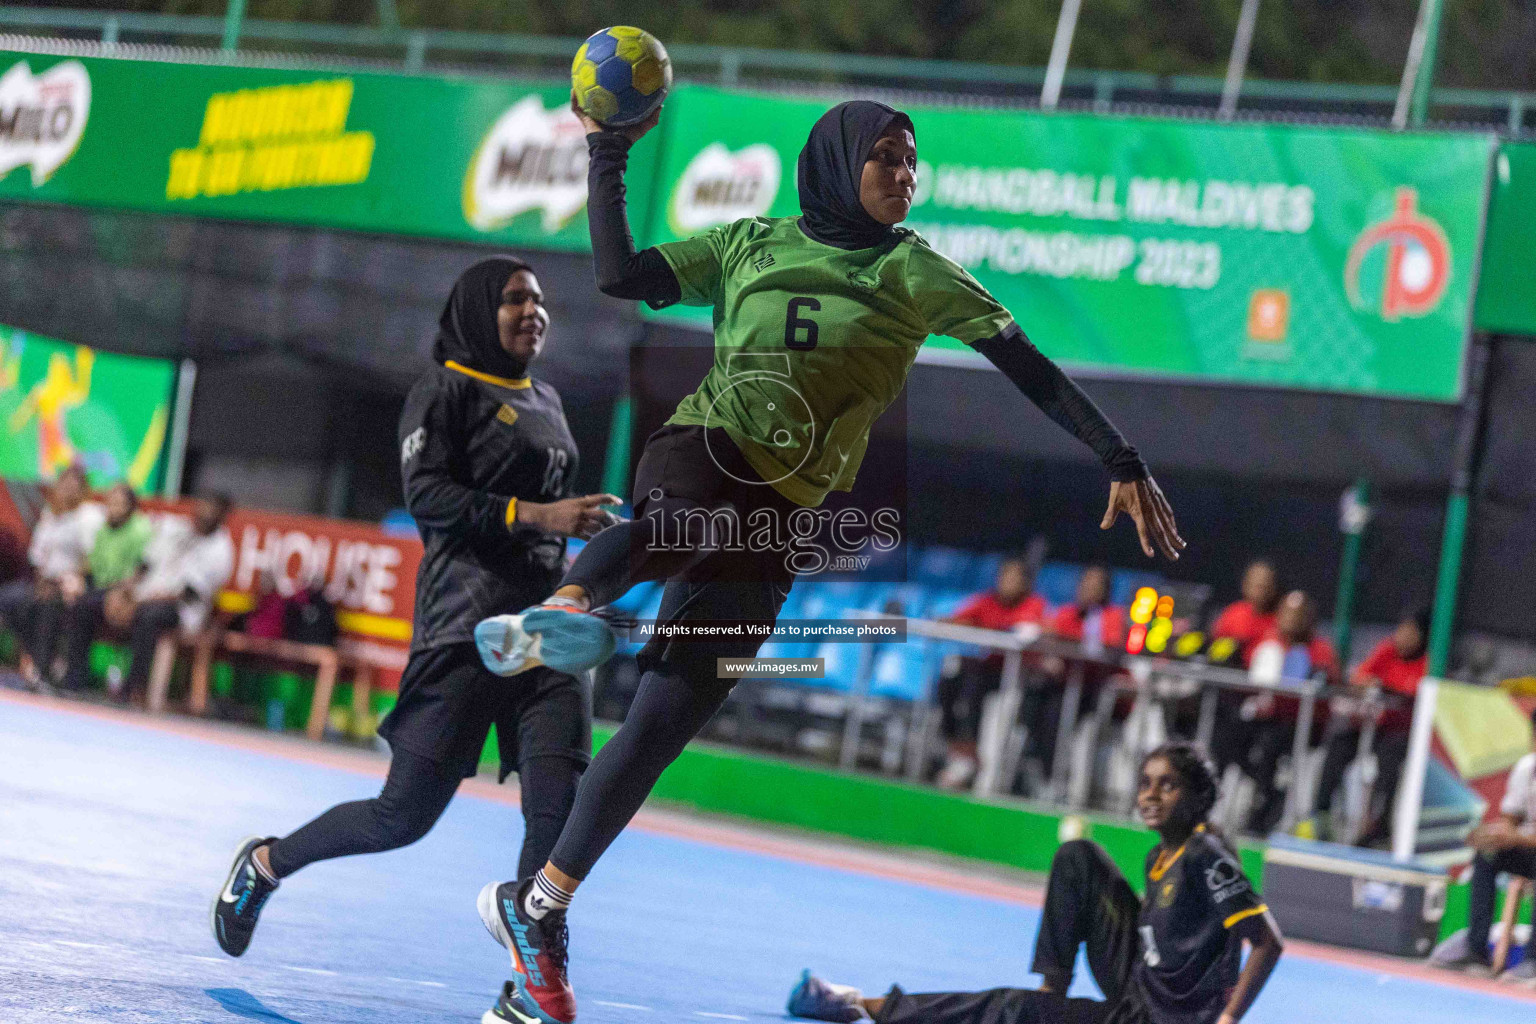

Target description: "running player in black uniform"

left=472, top=99, right=1186, bottom=1024
left=211, top=257, right=620, bottom=963
left=789, top=743, right=1283, bottom=1024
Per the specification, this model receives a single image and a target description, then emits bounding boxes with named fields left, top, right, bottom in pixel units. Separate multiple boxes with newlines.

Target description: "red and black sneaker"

left=477, top=880, right=576, bottom=1024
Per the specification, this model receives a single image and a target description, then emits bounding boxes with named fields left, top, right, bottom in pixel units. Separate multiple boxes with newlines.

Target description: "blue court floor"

left=1, top=691, right=1529, bottom=1024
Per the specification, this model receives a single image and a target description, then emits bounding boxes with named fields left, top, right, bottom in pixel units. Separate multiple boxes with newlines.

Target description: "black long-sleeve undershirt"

left=586, top=133, right=681, bottom=306
left=973, top=324, right=1148, bottom=482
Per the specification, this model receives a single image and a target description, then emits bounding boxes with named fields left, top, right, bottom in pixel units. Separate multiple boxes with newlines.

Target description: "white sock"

left=251, top=843, right=279, bottom=886
left=541, top=595, right=585, bottom=611
left=524, top=869, right=574, bottom=920
left=825, top=980, right=864, bottom=1005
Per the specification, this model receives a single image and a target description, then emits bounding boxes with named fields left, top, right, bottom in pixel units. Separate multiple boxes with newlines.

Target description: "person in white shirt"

left=98, top=493, right=234, bottom=701
left=1439, top=713, right=1536, bottom=980
left=0, top=465, right=104, bottom=686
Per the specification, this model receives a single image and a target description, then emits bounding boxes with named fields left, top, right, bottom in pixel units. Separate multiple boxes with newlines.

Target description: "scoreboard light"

left=1127, top=623, right=1148, bottom=655
left=1127, top=586, right=1177, bottom=655
left=1174, top=630, right=1206, bottom=658
left=1207, top=636, right=1240, bottom=664
left=1130, top=587, right=1158, bottom=625
left=1145, top=617, right=1174, bottom=654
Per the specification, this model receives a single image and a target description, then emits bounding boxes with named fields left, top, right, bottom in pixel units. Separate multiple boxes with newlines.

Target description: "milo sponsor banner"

left=647, top=87, right=1493, bottom=401
left=0, top=324, right=174, bottom=492
left=0, top=51, right=662, bottom=251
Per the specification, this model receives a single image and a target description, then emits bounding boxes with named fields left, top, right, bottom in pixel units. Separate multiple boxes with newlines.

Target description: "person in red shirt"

left=1024, top=566, right=1129, bottom=789
left=1049, top=565, right=1127, bottom=649
left=934, top=555, right=1046, bottom=789
left=1311, top=605, right=1429, bottom=845
left=1210, top=559, right=1281, bottom=666
left=1239, top=591, right=1339, bottom=834
left=1208, top=559, right=1282, bottom=784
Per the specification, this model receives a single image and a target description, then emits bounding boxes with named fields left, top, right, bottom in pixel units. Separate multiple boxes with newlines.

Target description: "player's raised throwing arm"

left=976, top=323, right=1185, bottom=560
left=570, top=96, right=679, bottom=305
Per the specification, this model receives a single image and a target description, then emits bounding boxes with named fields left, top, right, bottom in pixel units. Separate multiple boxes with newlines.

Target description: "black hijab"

left=797, top=100, right=915, bottom=251
left=431, top=256, right=533, bottom=378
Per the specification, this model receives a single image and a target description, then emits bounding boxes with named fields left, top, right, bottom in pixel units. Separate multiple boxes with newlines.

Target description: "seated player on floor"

left=788, top=742, right=1283, bottom=1024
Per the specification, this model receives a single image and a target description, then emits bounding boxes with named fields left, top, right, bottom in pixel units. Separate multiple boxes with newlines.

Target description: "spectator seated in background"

left=933, top=554, right=1046, bottom=790
left=1437, top=716, right=1536, bottom=982
left=1048, top=565, right=1127, bottom=654
left=1309, top=606, right=1429, bottom=846
left=62, top=492, right=234, bottom=701
left=1210, top=559, right=1280, bottom=665
left=0, top=465, right=103, bottom=689
left=1208, top=559, right=1282, bottom=786
left=57, top=483, right=154, bottom=692
left=1025, top=565, right=1128, bottom=787
left=1232, top=590, right=1339, bottom=835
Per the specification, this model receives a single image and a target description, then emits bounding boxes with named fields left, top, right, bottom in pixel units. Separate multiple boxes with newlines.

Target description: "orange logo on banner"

left=1344, top=187, right=1451, bottom=321
left=1247, top=289, right=1289, bottom=342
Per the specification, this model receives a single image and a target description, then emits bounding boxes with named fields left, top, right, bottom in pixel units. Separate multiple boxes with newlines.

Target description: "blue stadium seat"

left=809, top=640, right=865, bottom=693
left=920, top=586, right=974, bottom=620
left=968, top=551, right=1004, bottom=592
left=1110, top=569, right=1162, bottom=606
left=912, top=545, right=977, bottom=589
left=868, top=642, right=933, bottom=702
left=1032, top=561, right=1081, bottom=606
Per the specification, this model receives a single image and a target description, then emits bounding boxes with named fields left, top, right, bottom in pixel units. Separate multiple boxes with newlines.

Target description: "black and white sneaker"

left=211, top=836, right=279, bottom=957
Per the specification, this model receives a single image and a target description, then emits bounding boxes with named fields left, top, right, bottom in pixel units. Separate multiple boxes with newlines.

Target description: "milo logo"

left=463, top=96, right=588, bottom=233
left=0, top=59, right=90, bottom=186
left=669, top=142, right=781, bottom=233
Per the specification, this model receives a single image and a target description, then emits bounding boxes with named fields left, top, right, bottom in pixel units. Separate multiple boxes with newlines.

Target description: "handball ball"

left=571, top=26, right=672, bottom=128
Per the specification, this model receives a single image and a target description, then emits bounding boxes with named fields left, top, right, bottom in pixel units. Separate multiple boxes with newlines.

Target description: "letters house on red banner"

left=144, top=499, right=422, bottom=688
left=0, top=481, right=422, bottom=691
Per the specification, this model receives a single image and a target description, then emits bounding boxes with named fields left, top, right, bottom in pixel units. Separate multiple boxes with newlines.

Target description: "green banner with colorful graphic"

left=0, top=324, right=174, bottom=491
left=646, top=87, right=1494, bottom=401
left=0, top=51, right=661, bottom=252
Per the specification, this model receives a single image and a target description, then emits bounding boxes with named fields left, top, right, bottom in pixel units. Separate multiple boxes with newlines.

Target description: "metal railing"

left=0, top=6, right=1532, bottom=132
left=827, top=614, right=1399, bottom=838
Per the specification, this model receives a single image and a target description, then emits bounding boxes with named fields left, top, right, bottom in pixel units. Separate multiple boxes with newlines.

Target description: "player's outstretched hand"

left=569, top=92, right=663, bottom=144
left=517, top=493, right=623, bottom=540
left=1101, top=476, right=1185, bottom=560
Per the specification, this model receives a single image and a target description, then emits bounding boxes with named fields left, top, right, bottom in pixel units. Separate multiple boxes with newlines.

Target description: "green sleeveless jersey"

left=655, top=216, right=1013, bottom=507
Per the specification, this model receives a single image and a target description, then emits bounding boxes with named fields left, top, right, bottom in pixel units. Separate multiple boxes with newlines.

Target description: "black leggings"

left=266, top=747, right=581, bottom=881
left=546, top=425, right=796, bottom=880
left=874, top=840, right=1141, bottom=1024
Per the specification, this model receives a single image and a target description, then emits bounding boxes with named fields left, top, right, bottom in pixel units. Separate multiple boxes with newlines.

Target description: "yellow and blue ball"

left=571, top=26, right=672, bottom=128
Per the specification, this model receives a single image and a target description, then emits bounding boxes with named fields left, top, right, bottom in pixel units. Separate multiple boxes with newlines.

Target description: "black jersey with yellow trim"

left=1133, top=824, right=1265, bottom=1024
left=400, top=361, right=578, bottom=653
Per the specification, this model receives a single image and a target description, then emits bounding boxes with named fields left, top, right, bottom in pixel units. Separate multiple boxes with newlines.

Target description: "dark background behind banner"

left=3, top=199, right=1533, bottom=642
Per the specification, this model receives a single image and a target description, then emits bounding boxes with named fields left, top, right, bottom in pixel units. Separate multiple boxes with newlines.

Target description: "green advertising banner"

left=0, top=51, right=661, bottom=252
left=0, top=324, right=174, bottom=492
left=645, top=86, right=1495, bottom=401
left=0, top=52, right=1502, bottom=398
left=1474, top=142, right=1536, bottom=336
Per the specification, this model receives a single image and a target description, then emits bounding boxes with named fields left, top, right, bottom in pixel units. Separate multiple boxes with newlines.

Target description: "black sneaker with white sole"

left=212, top=836, right=279, bottom=957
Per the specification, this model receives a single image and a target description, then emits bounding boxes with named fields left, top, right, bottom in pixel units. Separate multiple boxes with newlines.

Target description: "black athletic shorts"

left=377, top=642, right=591, bottom=782
left=630, top=424, right=800, bottom=678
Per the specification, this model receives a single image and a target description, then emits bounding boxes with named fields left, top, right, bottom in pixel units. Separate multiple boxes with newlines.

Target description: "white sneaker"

left=474, top=604, right=617, bottom=677
left=936, top=754, right=978, bottom=790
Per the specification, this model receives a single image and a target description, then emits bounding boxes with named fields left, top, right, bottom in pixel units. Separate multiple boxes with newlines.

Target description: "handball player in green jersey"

left=472, top=96, right=1185, bottom=1024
